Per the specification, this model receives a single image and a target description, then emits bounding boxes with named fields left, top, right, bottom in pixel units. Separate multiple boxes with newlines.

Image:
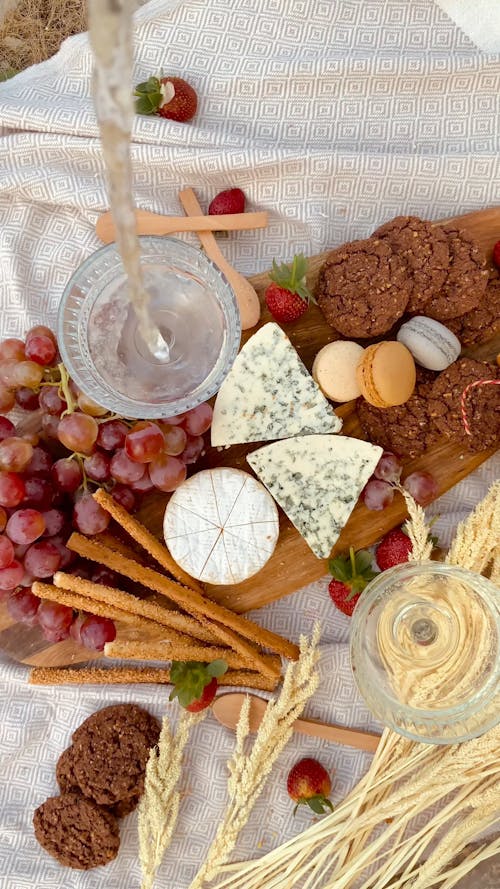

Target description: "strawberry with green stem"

left=265, top=254, right=315, bottom=323
left=169, top=659, right=228, bottom=712
left=134, top=75, right=197, bottom=122
left=287, top=757, right=334, bottom=816
left=328, top=547, right=378, bottom=617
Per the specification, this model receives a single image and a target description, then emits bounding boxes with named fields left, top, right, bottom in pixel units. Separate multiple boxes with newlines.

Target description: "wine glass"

left=350, top=561, right=500, bottom=744
left=57, top=236, right=240, bottom=419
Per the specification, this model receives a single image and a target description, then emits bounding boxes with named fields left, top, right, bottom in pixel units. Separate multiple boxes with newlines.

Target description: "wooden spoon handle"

left=178, top=188, right=261, bottom=330
left=293, top=714, right=381, bottom=753
left=96, top=209, right=268, bottom=245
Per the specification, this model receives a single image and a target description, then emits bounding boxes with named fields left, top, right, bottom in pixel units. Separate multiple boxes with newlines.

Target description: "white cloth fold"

left=436, top=1, right=500, bottom=53
left=0, top=1, right=499, bottom=886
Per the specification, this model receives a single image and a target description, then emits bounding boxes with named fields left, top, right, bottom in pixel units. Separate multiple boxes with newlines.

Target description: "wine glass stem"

left=410, top=617, right=438, bottom=646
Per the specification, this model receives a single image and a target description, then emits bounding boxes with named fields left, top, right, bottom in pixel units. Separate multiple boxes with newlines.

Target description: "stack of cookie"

left=315, top=215, right=500, bottom=457
left=316, top=215, right=498, bottom=338
left=33, top=703, right=160, bottom=870
left=357, top=358, right=499, bottom=458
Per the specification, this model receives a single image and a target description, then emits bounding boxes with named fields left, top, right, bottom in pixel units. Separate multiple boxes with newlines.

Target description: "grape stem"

left=105, top=413, right=135, bottom=428
left=58, top=362, right=77, bottom=415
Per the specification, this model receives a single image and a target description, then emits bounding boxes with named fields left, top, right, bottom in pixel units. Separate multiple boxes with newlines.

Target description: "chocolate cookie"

left=357, top=369, right=439, bottom=458
left=71, top=704, right=160, bottom=807
left=372, top=216, right=449, bottom=313
left=428, top=357, right=499, bottom=452
left=316, top=238, right=411, bottom=338
left=33, top=792, right=120, bottom=870
left=446, top=267, right=500, bottom=346
left=423, top=226, right=488, bottom=321
left=57, top=742, right=141, bottom=817
left=56, top=746, right=79, bottom=794
left=112, top=794, right=141, bottom=818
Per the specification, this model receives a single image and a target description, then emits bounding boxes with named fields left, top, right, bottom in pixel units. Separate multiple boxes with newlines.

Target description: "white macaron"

left=312, top=340, right=365, bottom=402
left=397, top=316, right=461, bottom=371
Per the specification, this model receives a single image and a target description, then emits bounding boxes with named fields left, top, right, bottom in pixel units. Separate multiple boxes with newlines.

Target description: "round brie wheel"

left=163, top=467, right=279, bottom=585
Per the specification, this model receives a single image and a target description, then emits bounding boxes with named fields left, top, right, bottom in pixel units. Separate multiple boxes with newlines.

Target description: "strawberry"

left=169, top=659, right=227, bottom=711
left=208, top=188, right=246, bottom=216
left=375, top=528, right=413, bottom=571
left=287, top=757, right=333, bottom=816
left=134, top=75, right=197, bottom=122
left=493, top=239, right=500, bottom=270
left=328, top=547, right=378, bottom=617
left=265, top=254, right=314, bottom=323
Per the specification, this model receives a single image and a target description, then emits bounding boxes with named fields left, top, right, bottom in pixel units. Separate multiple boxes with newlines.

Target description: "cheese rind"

left=163, top=468, right=279, bottom=584
left=247, top=435, right=383, bottom=559
left=211, top=322, right=342, bottom=447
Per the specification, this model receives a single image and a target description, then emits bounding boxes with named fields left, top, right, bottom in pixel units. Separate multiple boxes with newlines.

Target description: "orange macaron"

left=356, top=341, right=416, bottom=407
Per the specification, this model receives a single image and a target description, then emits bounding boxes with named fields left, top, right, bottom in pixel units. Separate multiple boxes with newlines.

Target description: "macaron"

left=397, top=316, right=461, bottom=372
left=312, top=341, right=365, bottom=402
left=357, top=341, right=416, bottom=407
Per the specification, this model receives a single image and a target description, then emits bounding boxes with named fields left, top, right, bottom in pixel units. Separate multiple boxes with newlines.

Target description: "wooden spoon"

left=212, top=692, right=381, bottom=753
left=95, top=208, right=269, bottom=245
left=178, top=188, right=261, bottom=330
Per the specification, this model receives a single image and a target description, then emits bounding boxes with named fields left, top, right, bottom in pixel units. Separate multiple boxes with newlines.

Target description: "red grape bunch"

left=0, top=325, right=213, bottom=649
left=361, top=452, right=438, bottom=511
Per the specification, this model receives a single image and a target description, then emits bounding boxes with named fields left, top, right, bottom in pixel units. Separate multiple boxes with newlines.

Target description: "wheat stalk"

left=446, top=480, right=500, bottom=573
left=188, top=624, right=321, bottom=889
left=398, top=485, right=433, bottom=562
left=210, top=724, right=500, bottom=889
left=138, top=709, right=206, bottom=889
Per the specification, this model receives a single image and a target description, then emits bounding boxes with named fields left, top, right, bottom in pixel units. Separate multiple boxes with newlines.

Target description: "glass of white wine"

left=350, top=562, right=500, bottom=744
left=57, top=237, right=240, bottom=419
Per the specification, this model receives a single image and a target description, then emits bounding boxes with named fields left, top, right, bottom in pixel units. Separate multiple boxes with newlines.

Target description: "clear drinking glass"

left=57, top=236, right=240, bottom=419
left=350, top=561, right=500, bottom=744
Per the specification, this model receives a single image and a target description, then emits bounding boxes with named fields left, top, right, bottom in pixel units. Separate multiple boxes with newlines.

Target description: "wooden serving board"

left=0, top=207, right=499, bottom=667
left=142, top=205, right=500, bottom=611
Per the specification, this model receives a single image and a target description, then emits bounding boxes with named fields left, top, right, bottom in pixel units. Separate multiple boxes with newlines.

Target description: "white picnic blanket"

left=0, top=1, right=499, bottom=887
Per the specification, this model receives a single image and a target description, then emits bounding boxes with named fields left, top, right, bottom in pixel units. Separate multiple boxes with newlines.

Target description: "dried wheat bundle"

left=138, top=710, right=206, bottom=889
left=212, top=726, right=499, bottom=889
left=188, top=624, right=321, bottom=889
left=446, top=480, right=500, bottom=574
left=205, top=483, right=500, bottom=889
left=488, top=545, right=500, bottom=586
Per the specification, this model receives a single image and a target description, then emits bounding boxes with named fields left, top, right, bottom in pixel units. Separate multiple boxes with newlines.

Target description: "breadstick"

left=68, top=533, right=300, bottom=661
left=194, top=613, right=282, bottom=676
left=103, top=639, right=282, bottom=673
left=28, top=666, right=280, bottom=691
left=94, top=530, right=147, bottom=562
left=32, top=582, right=164, bottom=634
left=60, top=544, right=279, bottom=681
left=89, top=535, right=220, bottom=640
left=143, top=605, right=221, bottom=645
left=66, top=535, right=282, bottom=680
left=53, top=572, right=215, bottom=645
left=93, top=488, right=205, bottom=593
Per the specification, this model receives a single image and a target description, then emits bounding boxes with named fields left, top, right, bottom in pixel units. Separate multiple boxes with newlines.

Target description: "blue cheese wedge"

left=163, top=468, right=279, bottom=584
left=247, top=435, right=382, bottom=559
left=211, top=322, right=342, bottom=447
